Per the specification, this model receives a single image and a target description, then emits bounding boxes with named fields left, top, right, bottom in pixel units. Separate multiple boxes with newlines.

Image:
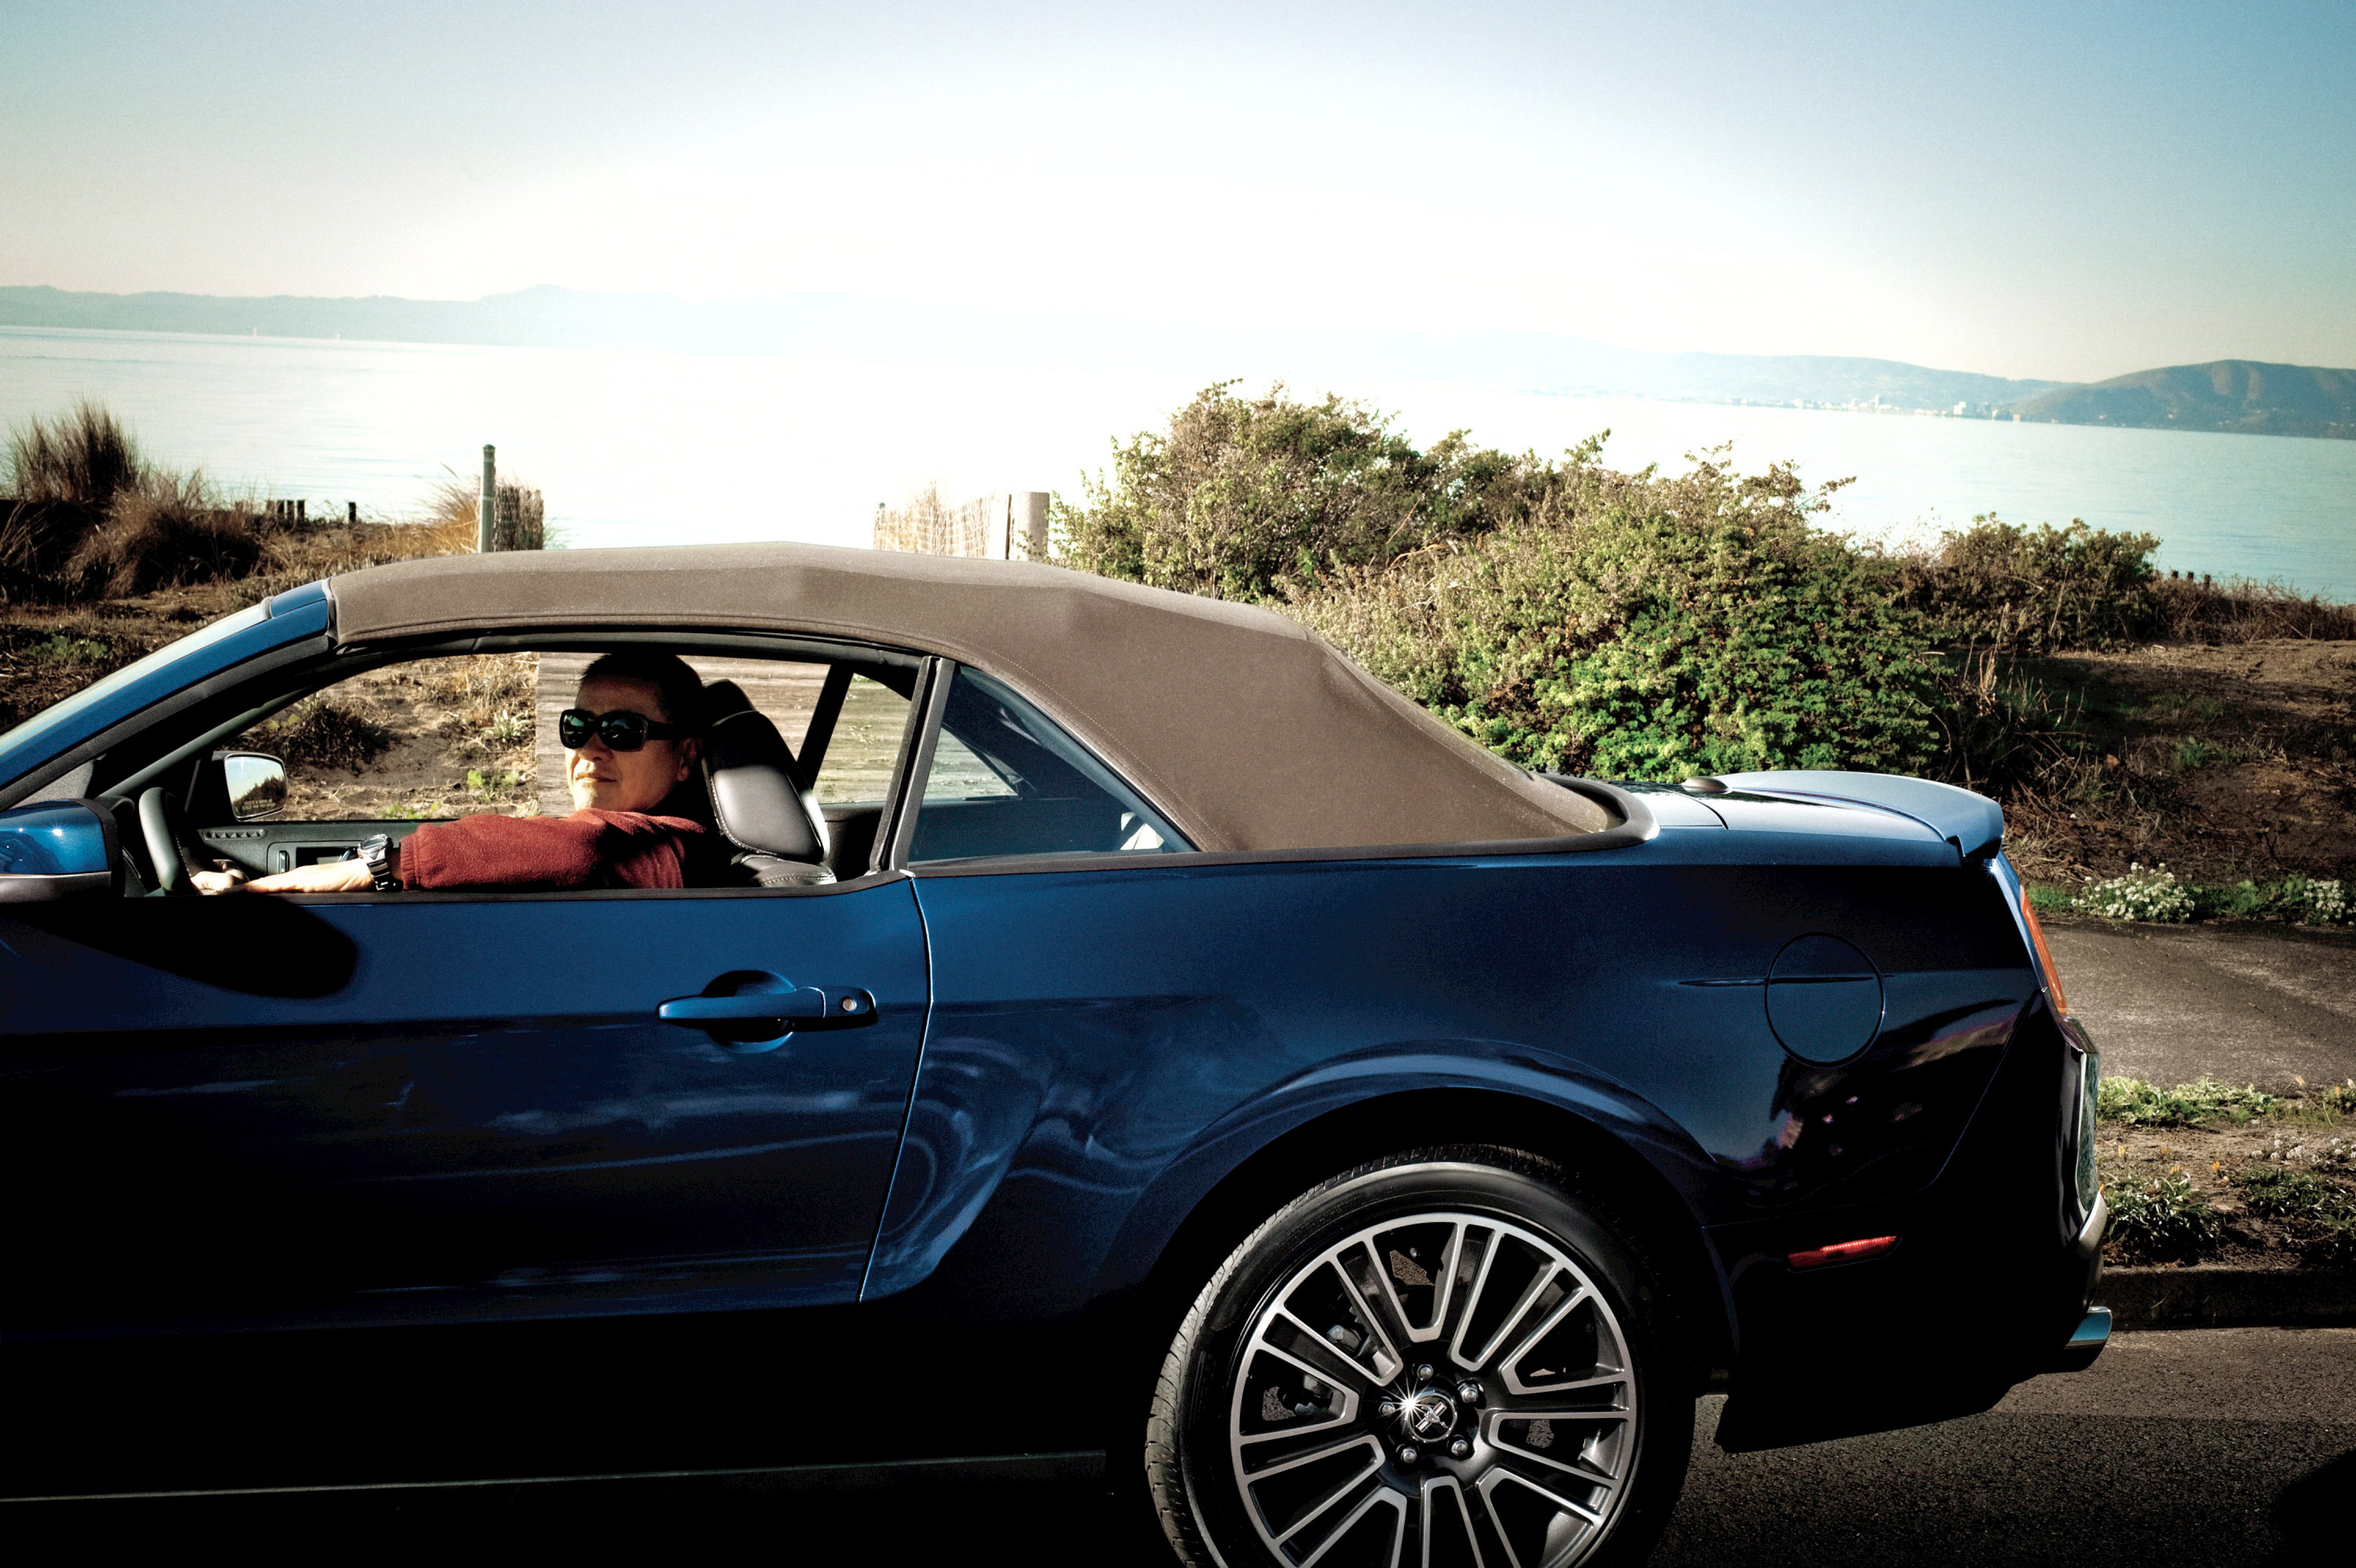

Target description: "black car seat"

left=694, top=680, right=833, bottom=887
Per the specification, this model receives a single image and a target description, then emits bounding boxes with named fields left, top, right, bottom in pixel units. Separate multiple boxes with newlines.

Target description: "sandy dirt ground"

left=2007, top=638, right=2356, bottom=885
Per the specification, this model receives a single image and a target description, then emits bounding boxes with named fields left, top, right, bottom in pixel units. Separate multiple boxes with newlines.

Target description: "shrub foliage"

left=1054, top=382, right=2351, bottom=809
left=1059, top=386, right=1940, bottom=779
left=1055, top=382, right=1513, bottom=602
left=1289, top=449, right=1939, bottom=777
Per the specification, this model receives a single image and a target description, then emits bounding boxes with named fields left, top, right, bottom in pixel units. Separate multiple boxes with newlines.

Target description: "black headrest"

left=698, top=681, right=828, bottom=864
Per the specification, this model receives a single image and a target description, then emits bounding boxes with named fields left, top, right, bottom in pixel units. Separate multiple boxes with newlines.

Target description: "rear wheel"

left=1147, top=1148, right=1691, bottom=1568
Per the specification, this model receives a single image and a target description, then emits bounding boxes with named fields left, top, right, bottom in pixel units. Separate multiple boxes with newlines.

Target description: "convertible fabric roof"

left=329, top=544, right=1610, bottom=852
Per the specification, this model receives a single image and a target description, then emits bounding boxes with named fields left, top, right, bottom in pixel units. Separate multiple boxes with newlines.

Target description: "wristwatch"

left=357, top=834, right=401, bottom=891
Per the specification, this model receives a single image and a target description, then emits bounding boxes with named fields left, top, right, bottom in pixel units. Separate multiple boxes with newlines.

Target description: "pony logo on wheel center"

left=1403, top=1389, right=1458, bottom=1441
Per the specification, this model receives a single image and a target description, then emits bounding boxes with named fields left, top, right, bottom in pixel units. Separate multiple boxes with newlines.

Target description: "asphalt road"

left=2043, top=919, right=2356, bottom=1088
left=24, top=1329, right=2351, bottom=1563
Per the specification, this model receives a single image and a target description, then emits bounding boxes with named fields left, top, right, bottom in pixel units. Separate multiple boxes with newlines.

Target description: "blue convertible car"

left=0, top=544, right=2105, bottom=1564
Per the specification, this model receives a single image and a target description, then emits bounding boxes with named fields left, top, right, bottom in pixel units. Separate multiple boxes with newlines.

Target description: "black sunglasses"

left=558, top=707, right=689, bottom=752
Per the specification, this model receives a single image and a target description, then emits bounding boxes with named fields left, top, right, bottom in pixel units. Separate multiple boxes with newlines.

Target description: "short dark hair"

left=577, top=651, right=704, bottom=729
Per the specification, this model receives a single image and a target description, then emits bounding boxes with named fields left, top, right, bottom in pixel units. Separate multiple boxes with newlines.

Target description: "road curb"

left=2095, top=1264, right=2356, bottom=1328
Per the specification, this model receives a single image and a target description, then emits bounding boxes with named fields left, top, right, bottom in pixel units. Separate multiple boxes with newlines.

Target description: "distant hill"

left=0, top=285, right=2068, bottom=411
left=2010, top=361, right=2354, bottom=440
left=2, top=284, right=2344, bottom=438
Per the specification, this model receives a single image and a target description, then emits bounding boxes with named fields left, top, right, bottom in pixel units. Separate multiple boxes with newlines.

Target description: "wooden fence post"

left=479, top=445, right=497, bottom=554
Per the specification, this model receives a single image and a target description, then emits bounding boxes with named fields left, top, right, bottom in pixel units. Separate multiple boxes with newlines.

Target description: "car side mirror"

left=0, top=799, right=119, bottom=902
left=221, top=752, right=287, bottom=821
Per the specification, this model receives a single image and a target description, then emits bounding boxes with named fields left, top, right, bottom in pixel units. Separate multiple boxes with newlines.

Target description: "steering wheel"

left=137, top=787, right=200, bottom=895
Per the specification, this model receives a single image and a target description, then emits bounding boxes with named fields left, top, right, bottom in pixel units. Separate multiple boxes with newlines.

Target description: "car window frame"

left=892, top=659, right=1209, bottom=873
left=84, top=626, right=943, bottom=902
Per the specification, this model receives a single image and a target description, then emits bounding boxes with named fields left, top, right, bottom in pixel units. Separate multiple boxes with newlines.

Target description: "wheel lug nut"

left=1457, top=1380, right=1483, bottom=1405
left=1449, top=1437, right=1472, bottom=1460
left=1377, top=1396, right=1401, bottom=1417
left=1414, top=1364, right=1434, bottom=1382
left=1396, top=1444, right=1420, bottom=1465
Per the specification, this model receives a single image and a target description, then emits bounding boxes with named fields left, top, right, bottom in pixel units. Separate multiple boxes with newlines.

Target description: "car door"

left=0, top=861, right=929, bottom=1336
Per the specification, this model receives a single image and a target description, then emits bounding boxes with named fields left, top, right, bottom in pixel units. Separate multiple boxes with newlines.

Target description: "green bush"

left=1055, top=382, right=1516, bottom=602
left=2104, top=1170, right=2220, bottom=1262
left=1055, top=385, right=2351, bottom=793
left=1287, top=450, right=1941, bottom=778
left=1877, top=517, right=2162, bottom=652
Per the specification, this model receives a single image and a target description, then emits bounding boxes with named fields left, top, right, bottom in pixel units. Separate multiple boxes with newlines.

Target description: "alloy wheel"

left=1224, top=1210, right=1641, bottom=1568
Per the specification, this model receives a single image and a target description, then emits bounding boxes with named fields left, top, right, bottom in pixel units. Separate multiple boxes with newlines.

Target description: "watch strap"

left=357, top=834, right=400, bottom=891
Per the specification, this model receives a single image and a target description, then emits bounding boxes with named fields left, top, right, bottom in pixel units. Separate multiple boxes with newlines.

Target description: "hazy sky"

left=3, top=1, right=2351, bottom=381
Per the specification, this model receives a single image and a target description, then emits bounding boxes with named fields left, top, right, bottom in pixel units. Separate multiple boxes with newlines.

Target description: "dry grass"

left=421, top=473, right=547, bottom=553
left=7, top=400, right=141, bottom=506
left=64, top=470, right=266, bottom=597
left=4, top=401, right=529, bottom=609
left=2147, top=574, right=2356, bottom=643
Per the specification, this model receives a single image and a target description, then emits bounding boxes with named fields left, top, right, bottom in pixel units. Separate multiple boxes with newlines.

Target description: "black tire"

left=1147, top=1146, right=1692, bottom=1568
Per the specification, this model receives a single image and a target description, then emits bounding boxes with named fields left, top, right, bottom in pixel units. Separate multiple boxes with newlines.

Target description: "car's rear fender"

left=1096, top=1069, right=1737, bottom=1387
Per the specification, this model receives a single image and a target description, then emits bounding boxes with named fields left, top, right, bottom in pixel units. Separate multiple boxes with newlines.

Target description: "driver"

left=195, top=652, right=707, bottom=894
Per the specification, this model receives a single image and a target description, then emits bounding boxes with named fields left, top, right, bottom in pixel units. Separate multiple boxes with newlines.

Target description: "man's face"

left=565, top=675, right=697, bottom=813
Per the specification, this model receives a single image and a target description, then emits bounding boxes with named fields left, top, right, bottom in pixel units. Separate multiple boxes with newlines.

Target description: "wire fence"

left=873, top=486, right=1048, bottom=560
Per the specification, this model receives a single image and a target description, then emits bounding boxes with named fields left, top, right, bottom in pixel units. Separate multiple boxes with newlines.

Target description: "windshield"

left=0, top=601, right=271, bottom=774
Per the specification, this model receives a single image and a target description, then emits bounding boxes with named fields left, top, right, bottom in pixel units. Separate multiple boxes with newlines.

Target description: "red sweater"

left=398, top=810, right=704, bottom=891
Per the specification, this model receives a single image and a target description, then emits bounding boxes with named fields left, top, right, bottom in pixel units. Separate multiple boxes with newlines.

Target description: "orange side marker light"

left=2021, top=889, right=2070, bottom=1016
left=1788, top=1235, right=1899, bottom=1270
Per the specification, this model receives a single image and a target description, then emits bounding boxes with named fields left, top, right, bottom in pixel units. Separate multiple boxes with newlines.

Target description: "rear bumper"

left=1710, top=996, right=2108, bottom=1449
left=2046, top=1190, right=2112, bottom=1372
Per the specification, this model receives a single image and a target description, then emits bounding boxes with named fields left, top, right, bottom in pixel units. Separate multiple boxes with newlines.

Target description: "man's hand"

left=196, top=857, right=377, bottom=894
left=256, top=857, right=377, bottom=893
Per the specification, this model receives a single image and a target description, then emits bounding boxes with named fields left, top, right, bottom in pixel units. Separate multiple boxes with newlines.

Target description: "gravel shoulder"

left=2045, top=916, right=2356, bottom=1088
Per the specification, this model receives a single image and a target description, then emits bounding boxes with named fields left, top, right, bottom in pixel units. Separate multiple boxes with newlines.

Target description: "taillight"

left=2021, top=889, right=2069, bottom=1016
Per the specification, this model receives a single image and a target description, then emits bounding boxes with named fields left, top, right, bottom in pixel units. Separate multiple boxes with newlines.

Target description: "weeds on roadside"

left=2234, top=1166, right=2355, bottom=1223
left=2233, top=1165, right=2356, bottom=1266
left=2104, top=1170, right=2221, bottom=1262
left=2078, top=864, right=2197, bottom=923
left=2098, top=1075, right=2281, bottom=1128
left=463, top=767, right=528, bottom=798
left=31, top=633, right=110, bottom=664
left=2025, top=885, right=2076, bottom=916
left=2040, top=870, right=2350, bottom=926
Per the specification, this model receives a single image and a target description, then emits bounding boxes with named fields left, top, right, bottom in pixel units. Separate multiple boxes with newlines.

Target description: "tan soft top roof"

left=330, top=543, right=1608, bottom=852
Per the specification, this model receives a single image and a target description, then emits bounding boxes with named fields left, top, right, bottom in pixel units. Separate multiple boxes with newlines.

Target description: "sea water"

left=3, top=325, right=2349, bottom=600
